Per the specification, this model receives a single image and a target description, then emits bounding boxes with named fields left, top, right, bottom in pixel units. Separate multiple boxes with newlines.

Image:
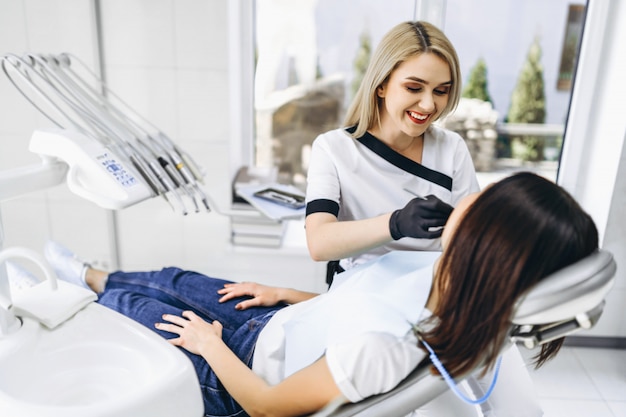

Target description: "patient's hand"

left=218, top=282, right=282, bottom=310
left=157, top=311, right=222, bottom=356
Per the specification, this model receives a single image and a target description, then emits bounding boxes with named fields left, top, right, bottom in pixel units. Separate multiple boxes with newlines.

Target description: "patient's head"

left=440, top=191, right=478, bottom=249
left=424, top=172, right=598, bottom=376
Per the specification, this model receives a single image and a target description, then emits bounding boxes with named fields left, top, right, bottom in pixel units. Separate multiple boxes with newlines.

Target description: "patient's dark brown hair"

left=422, top=172, right=599, bottom=377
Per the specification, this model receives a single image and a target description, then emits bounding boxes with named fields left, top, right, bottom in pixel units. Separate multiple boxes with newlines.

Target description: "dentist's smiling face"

left=376, top=52, right=452, bottom=140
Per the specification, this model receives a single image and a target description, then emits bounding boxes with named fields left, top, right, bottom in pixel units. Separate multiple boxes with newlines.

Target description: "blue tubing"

left=420, top=339, right=502, bottom=405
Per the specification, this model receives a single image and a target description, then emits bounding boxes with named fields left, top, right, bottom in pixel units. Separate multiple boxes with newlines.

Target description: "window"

left=251, top=0, right=418, bottom=187
left=231, top=0, right=587, bottom=189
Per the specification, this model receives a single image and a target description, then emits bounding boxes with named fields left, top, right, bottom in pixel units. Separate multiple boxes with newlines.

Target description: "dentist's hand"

left=389, top=195, right=453, bottom=240
left=218, top=282, right=282, bottom=310
left=156, top=311, right=222, bottom=356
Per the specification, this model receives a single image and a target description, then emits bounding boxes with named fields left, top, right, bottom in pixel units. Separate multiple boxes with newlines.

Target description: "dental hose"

left=420, top=338, right=502, bottom=405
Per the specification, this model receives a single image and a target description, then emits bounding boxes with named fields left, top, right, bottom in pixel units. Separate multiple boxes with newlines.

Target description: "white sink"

left=0, top=302, right=203, bottom=417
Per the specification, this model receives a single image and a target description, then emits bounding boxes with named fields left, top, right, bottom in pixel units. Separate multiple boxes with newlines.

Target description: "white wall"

left=601, top=139, right=626, bottom=338
left=0, top=0, right=326, bottom=293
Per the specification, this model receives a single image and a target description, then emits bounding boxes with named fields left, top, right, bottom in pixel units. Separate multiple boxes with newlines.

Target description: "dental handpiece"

left=166, top=148, right=198, bottom=186
left=156, top=157, right=199, bottom=213
left=143, top=135, right=188, bottom=190
left=157, top=156, right=183, bottom=188
left=148, top=134, right=200, bottom=186
left=192, top=183, right=211, bottom=212
left=180, top=150, right=205, bottom=184
left=133, top=139, right=187, bottom=208
left=144, top=135, right=203, bottom=214
left=129, top=154, right=163, bottom=197
left=145, top=159, right=188, bottom=215
left=156, top=132, right=205, bottom=184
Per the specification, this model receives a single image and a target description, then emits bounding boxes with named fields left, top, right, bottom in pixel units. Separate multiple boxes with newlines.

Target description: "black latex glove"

left=389, top=195, right=454, bottom=240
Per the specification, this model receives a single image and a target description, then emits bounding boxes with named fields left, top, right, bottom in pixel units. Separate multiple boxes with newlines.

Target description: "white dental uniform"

left=305, top=126, right=480, bottom=270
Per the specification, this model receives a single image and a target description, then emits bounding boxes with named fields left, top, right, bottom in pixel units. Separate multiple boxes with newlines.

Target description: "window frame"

left=228, top=0, right=256, bottom=178
left=557, top=0, right=624, bottom=242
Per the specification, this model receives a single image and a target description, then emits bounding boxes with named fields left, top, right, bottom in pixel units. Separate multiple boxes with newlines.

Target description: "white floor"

left=521, top=346, right=626, bottom=417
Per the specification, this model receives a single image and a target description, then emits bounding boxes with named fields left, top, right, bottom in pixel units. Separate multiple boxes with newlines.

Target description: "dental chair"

left=315, top=249, right=617, bottom=417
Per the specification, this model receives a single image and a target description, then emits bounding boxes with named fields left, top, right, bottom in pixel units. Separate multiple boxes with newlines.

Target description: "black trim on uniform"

left=306, top=198, right=340, bottom=217
left=345, top=126, right=453, bottom=192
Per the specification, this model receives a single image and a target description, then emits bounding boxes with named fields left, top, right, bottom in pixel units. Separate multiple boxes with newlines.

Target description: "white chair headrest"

left=513, top=249, right=616, bottom=325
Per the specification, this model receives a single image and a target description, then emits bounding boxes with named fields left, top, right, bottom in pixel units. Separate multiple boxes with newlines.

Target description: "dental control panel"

left=98, top=154, right=141, bottom=189
left=29, top=129, right=153, bottom=210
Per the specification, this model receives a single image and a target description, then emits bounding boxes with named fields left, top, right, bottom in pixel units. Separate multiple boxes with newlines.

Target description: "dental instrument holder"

left=0, top=247, right=97, bottom=335
left=29, top=128, right=154, bottom=210
left=2, top=52, right=212, bottom=215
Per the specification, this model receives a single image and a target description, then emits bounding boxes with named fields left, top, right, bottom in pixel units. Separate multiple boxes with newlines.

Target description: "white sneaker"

left=4, top=261, right=41, bottom=292
left=43, top=241, right=89, bottom=289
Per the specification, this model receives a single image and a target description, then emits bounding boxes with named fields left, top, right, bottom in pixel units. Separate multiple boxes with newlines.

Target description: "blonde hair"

left=344, top=21, right=462, bottom=138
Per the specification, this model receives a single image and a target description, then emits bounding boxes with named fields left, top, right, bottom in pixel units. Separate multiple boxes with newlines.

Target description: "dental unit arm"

left=315, top=249, right=617, bottom=417
left=1, top=52, right=212, bottom=214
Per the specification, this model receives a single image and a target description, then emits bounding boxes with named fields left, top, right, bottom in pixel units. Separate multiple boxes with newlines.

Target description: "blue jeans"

left=97, top=267, right=286, bottom=417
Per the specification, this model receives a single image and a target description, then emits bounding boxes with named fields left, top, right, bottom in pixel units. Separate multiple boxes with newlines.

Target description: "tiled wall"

left=96, top=0, right=234, bottom=273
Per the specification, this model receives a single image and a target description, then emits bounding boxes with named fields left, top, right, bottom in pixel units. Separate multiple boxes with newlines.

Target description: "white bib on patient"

left=282, top=250, right=440, bottom=377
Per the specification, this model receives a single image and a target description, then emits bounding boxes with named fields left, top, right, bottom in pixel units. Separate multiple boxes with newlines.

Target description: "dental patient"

left=43, top=172, right=598, bottom=417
